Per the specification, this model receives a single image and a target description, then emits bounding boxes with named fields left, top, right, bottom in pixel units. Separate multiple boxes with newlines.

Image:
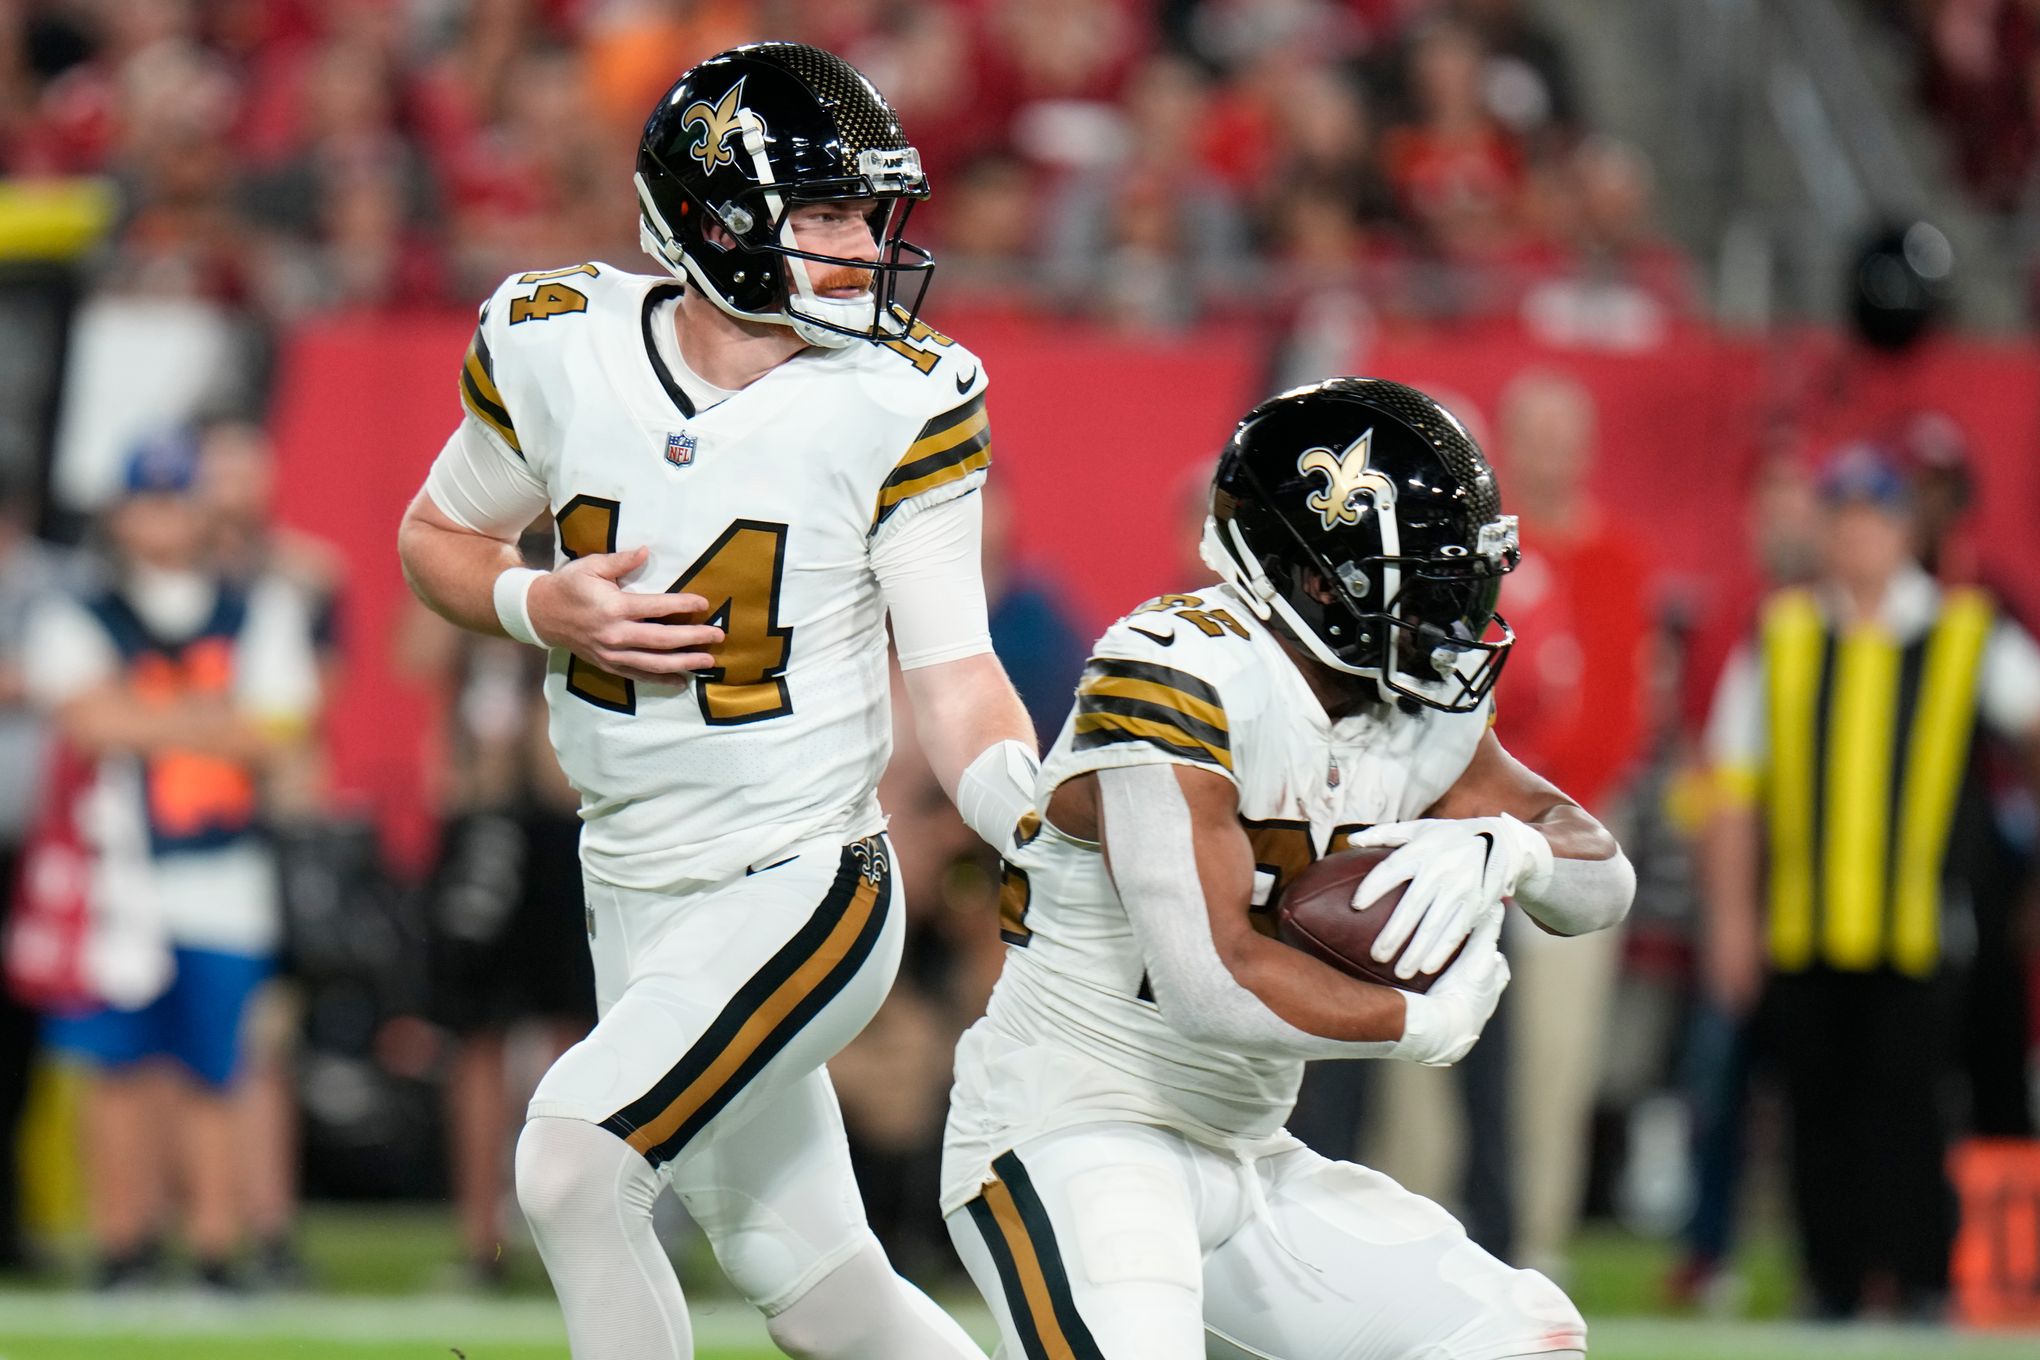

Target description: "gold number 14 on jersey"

left=554, top=496, right=794, bottom=724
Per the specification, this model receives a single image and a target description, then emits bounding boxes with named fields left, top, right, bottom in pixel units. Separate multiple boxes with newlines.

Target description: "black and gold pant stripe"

left=1072, top=657, right=1231, bottom=773
left=598, top=837, right=892, bottom=1168
left=965, top=1151, right=1106, bottom=1360
left=459, top=314, right=521, bottom=455
left=873, top=391, right=991, bottom=529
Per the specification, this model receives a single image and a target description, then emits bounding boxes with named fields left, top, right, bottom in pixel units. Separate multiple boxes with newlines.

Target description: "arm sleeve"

left=423, top=416, right=550, bottom=541
left=1100, top=764, right=1398, bottom=1061
left=1517, top=850, right=1637, bottom=936
left=1703, top=643, right=1764, bottom=807
left=870, top=489, right=994, bottom=670
left=1979, top=619, right=2040, bottom=739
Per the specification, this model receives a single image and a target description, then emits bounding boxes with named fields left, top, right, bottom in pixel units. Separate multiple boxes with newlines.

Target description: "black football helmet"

left=1202, top=378, right=1519, bottom=712
left=635, top=41, right=933, bottom=348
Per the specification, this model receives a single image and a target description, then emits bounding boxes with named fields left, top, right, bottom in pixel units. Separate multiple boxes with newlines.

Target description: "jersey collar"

left=640, top=283, right=697, bottom=418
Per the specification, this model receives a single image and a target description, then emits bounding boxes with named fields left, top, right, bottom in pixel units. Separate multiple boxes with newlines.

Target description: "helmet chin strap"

left=1201, top=517, right=1394, bottom=697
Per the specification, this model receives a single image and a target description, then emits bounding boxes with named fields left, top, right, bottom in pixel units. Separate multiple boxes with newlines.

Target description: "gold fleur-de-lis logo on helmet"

left=681, top=77, right=750, bottom=173
left=1297, top=429, right=1397, bottom=530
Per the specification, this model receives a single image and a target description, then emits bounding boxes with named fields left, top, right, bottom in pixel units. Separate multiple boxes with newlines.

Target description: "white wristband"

left=493, top=566, right=549, bottom=647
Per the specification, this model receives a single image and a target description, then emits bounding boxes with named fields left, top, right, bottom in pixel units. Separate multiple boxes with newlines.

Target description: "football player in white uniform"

left=942, top=380, right=1637, bottom=1359
left=396, top=43, right=1036, bottom=1360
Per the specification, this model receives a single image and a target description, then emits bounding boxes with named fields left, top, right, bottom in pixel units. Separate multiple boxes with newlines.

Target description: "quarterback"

left=397, top=43, right=1033, bottom=1360
left=942, top=380, right=1636, bottom=1359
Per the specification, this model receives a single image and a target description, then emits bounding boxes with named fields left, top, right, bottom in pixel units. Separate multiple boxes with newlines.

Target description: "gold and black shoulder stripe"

left=598, top=837, right=892, bottom=1167
left=873, top=391, right=990, bottom=529
left=1073, top=657, right=1231, bottom=773
left=964, top=1151, right=1107, bottom=1360
left=459, top=311, right=521, bottom=455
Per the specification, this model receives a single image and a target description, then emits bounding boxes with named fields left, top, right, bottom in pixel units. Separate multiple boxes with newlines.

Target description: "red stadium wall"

left=269, top=312, right=2040, bottom=871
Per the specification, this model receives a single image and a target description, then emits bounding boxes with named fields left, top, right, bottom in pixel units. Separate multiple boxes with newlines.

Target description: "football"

left=1276, top=846, right=1450, bottom=993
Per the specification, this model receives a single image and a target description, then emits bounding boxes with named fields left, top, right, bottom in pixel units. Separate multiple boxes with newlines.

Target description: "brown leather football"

left=1276, top=845, right=1448, bottom=994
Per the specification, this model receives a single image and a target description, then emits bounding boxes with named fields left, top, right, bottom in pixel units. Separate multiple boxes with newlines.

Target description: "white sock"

left=765, top=1236, right=985, bottom=1360
left=516, top=1116, right=693, bottom=1360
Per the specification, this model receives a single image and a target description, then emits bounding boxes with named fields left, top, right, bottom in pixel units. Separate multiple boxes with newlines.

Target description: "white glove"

left=1349, top=813, right=1554, bottom=980
left=1388, top=906, right=1510, bottom=1067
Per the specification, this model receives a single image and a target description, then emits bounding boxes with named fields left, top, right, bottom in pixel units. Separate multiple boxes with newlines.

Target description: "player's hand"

left=1389, top=905, right=1509, bottom=1067
left=1348, top=814, right=1554, bottom=980
left=527, top=546, right=726, bottom=683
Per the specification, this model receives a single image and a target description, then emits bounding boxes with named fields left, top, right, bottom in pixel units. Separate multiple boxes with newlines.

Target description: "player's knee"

left=764, top=1239, right=974, bottom=1360
left=763, top=1242, right=890, bottom=1358
left=514, top=1115, right=645, bottom=1231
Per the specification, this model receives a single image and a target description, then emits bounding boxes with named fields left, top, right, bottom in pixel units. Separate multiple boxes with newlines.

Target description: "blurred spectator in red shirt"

left=1492, top=369, right=1649, bottom=810
left=1250, top=61, right=1399, bottom=245
left=446, top=47, right=627, bottom=297
left=242, top=37, right=445, bottom=313
left=931, top=151, right=1040, bottom=314
left=1382, top=18, right=1526, bottom=265
left=1450, top=0, right=1580, bottom=148
left=1519, top=137, right=1697, bottom=349
left=1043, top=54, right=1248, bottom=331
left=832, top=2, right=989, bottom=195
left=103, top=35, right=254, bottom=307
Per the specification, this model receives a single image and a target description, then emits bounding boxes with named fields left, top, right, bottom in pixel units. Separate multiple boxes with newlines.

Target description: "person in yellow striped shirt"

left=1701, top=444, right=2040, bottom=1319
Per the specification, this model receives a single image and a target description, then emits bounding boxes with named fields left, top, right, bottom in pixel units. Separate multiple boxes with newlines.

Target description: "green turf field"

left=1, top=1297, right=2037, bottom=1360
left=0, top=1208, right=2030, bottom=1358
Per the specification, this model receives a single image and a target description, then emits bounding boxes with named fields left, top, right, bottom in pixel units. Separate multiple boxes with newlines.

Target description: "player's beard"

left=803, top=262, right=876, bottom=298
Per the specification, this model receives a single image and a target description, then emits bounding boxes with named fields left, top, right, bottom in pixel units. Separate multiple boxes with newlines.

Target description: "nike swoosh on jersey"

left=1125, top=624, right=1175, bottom=646
left=955, top=366, right=978, bottom=394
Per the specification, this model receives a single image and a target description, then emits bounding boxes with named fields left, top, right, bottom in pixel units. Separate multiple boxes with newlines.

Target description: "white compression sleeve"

left=871, top=491, right=994, bottom=670
left=1099, top=764, right=1399, bottom=1062
left=1515, top=849, right=1637, bottom=936
left=423, top=417, right=550, bottom=540
left=515, top=1117, right=692, bottom=1360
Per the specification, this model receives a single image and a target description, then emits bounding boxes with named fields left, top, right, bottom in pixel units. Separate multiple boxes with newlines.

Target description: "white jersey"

left=460, top=262, right=990, bottom=891
left=949, top=584, right=1489, bottom=1202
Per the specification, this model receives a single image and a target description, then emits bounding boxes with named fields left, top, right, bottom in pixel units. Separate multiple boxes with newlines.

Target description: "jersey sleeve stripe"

left=1084, top=656, right=1224, bottom=702
left=908, top=390, right=988, bottom=454
left=1073, top=711, right=1234, bottom=773
left=872, top=441, right=992, bottom=527
left=871, top=393, right=994, bottom=528
left=460, top=331, right=521, bottom=454
left=597, top=837, right=892, bottom=1166
left=891, top=422, right=992, bottom=489
left=906, top=402, right=990, bottom=463
left=1076, top=672, right=1228, bottom=735
left=1076, top=692, right=1229, bottom=752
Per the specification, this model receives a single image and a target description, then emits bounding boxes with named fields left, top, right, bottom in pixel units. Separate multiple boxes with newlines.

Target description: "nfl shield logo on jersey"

left=665, top=431, right=697, bottom=468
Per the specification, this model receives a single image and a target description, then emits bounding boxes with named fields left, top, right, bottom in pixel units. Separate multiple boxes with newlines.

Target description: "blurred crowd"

left=0, top=0, right=1694, bottom=336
